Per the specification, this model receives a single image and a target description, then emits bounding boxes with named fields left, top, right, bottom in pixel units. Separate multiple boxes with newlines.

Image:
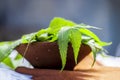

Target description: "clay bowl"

left=16, top=42, right=92, bottom=70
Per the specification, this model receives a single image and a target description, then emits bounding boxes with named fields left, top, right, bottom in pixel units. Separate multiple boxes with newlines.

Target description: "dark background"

left=0, top=0, right=120, bottom=56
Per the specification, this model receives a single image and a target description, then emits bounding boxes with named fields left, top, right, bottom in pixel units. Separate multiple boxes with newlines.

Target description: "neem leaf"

left=79, top=28, right=111, bottom=46
left=75, top=23, right=102, bottom=30
left=49, top=34, right=58, bottom=42
left=15, top=53, right=23, bottom=60
left=69, top=28, right=82, bottom=64
left=0, top=40, right=21, bottom=62
left=2, top=57, right=14, bottom=69
left=58, top=27, right=71, bottom=70
left=0, top=42, right=13, bottom=62
left=86, top=40, right=97, bottom=66
left=84, top=39, right=107, bottom=66
left=21, top=32, right=37, bottom=43
left=48, top=17, right=76, bottom=34
left=74, top=24, right=111, bottom=47
left=58, top=27, right=82, bottom=70
left=36, top=29, right=49, bottom=39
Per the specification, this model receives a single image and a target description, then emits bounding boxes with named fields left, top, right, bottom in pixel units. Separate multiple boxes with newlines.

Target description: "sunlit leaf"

left=69, top=28, right=82, bottom=64
left=0, top=40, right=21, bottom=62
left=58, top=27, right=71, bottom=70
left=48, top=17, right=76, bottom=34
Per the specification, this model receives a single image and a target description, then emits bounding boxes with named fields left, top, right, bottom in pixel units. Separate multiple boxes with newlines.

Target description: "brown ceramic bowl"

left=16, top=42, right=92, bottom=70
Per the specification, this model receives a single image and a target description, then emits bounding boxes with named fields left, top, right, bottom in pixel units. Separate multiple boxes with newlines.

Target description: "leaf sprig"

left=0, top=17, right=111, bottom=69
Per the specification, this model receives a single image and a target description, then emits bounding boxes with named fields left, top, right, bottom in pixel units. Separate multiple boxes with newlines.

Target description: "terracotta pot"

left=16, top=42, right=92, bottom=70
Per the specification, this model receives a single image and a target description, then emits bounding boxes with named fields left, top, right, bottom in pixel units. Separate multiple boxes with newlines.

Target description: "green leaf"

left=69, top=28, right=82, bottom=64
left=58, top=27, right=71, bottom=70
left=86, top=40, right=97, bottom=66
left=36, top=29, right=49, bottom=39
left=0, top=42, right=13, bottom=62
left=0, top=40, right=21, bottom=62
left=58, top=27, right=82, bottom=70
left=83, top=39, right=106, bottom=66
left=75, top=23, right=102, bottom=30
left=15, top=53, right=23, bottom=60
left=80, top=28, right=111, bottom=46
left=21, top=32, right=36, bottom=43
left=2, top=52, right=25, bottom=69
left=48, top=17, right=76, bottom=34
left=49, top=34, right=58, bottom=42
left=2, top=57, right=14, bottom=68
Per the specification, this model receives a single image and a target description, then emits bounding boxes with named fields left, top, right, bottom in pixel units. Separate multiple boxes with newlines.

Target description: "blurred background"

left=0, top=0, right=120, bottom=56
